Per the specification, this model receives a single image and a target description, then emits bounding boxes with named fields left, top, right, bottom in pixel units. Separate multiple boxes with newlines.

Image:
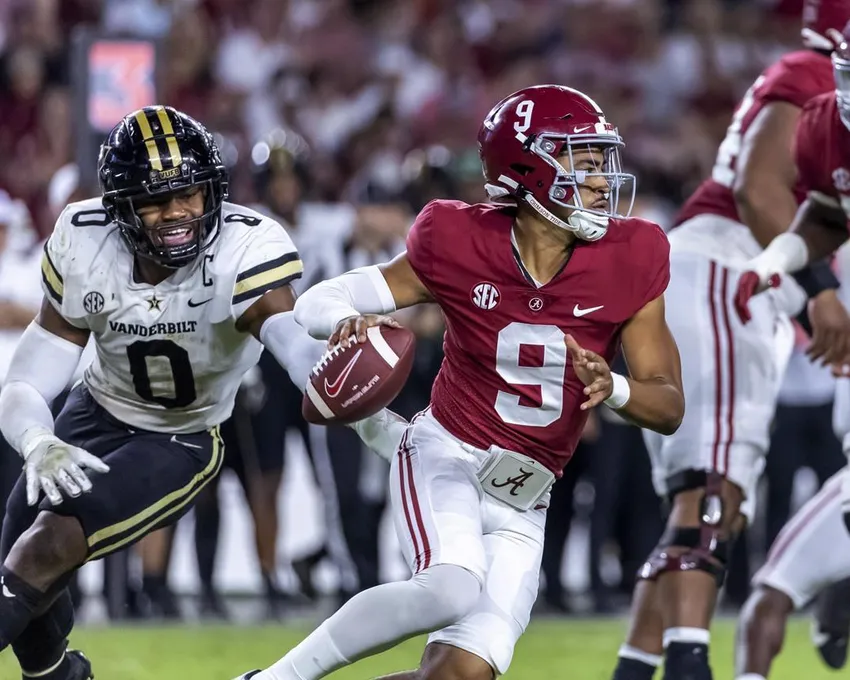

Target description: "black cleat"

left=21, top=650, right=93, bottom=680
left=812, top=622, right=848, bottom=670
left=198, top=588, right=229, bottom=621
left=813, top=579, right=850, bottom=669
left=66, top=651, right=94, bottom=680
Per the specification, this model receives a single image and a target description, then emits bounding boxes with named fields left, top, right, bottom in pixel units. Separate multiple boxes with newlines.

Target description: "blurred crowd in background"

left=0, top=0, right=845, bottom=624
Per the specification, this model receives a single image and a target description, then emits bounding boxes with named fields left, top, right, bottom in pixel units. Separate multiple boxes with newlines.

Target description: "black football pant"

left=0, top=385, right=224, bottom=669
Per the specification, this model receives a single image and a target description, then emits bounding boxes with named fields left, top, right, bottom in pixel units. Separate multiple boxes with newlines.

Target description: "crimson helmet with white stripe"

left=477, top=84, right=635, bottom=241
left=802, top=0, right=850, bottom=51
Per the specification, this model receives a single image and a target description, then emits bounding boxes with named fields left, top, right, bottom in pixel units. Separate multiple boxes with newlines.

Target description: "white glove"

left=21, top=429, right=110, bottom=506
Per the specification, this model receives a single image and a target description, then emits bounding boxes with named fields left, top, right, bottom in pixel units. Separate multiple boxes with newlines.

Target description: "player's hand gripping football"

left=328, top=314, right=401, bottom=349
left=565, top=334, right=612, bottom=410
left=22, top=433, right=110, bottom=507
left=733, top=270, right=781, bottom=324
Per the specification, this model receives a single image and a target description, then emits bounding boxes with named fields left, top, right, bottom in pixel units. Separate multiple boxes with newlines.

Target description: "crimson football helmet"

left=802, top=0, right=850, bottom=50
left=478, top=84, right=634, bottom=241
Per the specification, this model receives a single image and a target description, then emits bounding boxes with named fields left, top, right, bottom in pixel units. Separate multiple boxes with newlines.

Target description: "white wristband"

left=604, top=373, right=631, bottom=410
left=749, top=232, right=809, bottom=281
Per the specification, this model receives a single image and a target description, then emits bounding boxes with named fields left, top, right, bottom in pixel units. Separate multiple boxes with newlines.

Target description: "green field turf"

left=0, top=617, right=836, bottom=679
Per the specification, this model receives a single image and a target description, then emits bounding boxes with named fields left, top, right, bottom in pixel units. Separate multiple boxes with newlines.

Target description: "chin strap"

left=523, top=192, right=609, bottom=241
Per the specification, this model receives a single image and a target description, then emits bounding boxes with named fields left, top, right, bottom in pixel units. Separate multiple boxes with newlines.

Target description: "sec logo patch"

left=471, top=282, right=500, bottom=310
left=83, top=291, right=105, bottom=314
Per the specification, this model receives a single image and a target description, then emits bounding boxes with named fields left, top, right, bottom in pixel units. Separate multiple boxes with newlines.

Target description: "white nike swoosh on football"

left=170, top=435, right=203, bottom=450
left=573, top=304, right=604, bottom=317
left=324, top=348, right=364, bottom=399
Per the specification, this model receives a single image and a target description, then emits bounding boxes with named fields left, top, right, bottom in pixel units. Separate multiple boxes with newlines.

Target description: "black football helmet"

left=98, top=105, right=228, bottom=268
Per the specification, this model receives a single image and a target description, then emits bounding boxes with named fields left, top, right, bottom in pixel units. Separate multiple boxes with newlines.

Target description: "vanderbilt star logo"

left=146, top=293, right=163, bottom=311
left=491, top=468, right=534, bottom=496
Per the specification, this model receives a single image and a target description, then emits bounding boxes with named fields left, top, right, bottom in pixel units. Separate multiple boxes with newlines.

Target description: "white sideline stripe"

left=367, top=326, right=399, bottom=368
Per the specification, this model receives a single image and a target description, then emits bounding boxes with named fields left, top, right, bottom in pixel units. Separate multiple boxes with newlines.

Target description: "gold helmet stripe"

left=155, top=107, right=183, bottom=169
left=133, top=109, right=163, bottom=171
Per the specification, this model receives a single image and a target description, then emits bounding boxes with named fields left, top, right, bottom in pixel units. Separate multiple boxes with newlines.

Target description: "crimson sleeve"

left=640, top=224, right=671, bottom=306
left=761, top=62, right=833, bottom=109
left=793, top=100, right=830, bottom=198
left=405, top=200, right=438, bottom=289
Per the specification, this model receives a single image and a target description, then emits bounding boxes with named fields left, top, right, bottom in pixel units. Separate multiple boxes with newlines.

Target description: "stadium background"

left=0, top=0, right=846, bottom=677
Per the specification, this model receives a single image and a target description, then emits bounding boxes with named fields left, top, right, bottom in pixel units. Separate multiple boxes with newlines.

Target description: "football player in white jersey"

left=0, top=105, right=374, bottom=680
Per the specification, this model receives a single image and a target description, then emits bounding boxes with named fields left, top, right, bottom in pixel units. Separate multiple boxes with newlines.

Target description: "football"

left=302, top=325, right=416, bottom=425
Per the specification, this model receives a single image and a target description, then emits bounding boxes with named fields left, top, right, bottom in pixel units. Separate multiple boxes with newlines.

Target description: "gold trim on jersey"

left=155, top=107, right=183, bottom=169
left=85, top=425, right=224, bottom=562
left=232, top=252, right=303, bottom=305
left=41, top=244, right=64, bottom=304
left=134, top=110, right=163, bottom=172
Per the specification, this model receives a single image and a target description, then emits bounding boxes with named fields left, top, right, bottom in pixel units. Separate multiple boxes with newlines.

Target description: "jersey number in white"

left=127, top=340, right=197, bottom=409
left=494, top=322, right=567, bottom=427
left=514, top=100, right=535, bottom=134
left=711, top=75, right=765, bottom=188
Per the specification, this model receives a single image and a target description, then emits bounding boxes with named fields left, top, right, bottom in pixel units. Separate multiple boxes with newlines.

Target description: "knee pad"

left=637, top=527, right=730, bottom=588
left=412, top=564, right=482, bottom=626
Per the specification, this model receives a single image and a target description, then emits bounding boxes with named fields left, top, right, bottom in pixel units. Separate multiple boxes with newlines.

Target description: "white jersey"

left=41, top=198, right=303, bottom=433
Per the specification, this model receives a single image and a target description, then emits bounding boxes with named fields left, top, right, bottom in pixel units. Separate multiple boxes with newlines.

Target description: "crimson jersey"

left=674, top=50, right=833, bottom=227
left=794, top=92, right=850, bottom=218
left=406, top=200, right=670, bottom=474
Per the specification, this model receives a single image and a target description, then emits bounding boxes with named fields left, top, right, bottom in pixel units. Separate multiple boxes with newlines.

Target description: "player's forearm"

left=612, top=377, right=684, bottom=435
left=0, top=322, right=83, bottom=455
left=746, top=198, right=847, bottom=299
left=792, top=196, right=849, bottom=263
left=294, top=266, right=397, bottom=339
left=735, top=182, right=799, bottom=250
left=259, top=311, right=325, bottom=388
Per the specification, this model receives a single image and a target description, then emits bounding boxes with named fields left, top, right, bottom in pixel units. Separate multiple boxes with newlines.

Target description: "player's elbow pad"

left=0, top=321, right=85, bottom=454
left=294, top=265, right=397, bottom=340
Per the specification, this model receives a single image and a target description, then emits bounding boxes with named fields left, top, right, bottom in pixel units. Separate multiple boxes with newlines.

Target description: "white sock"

left=663, top=626, right=710, bottom=648
left=255, top=622, right=346, bottom=680
left=736, top=674, right=766, bottom=680
left=256, top=564, right=481, bottom=680
left=618, top=644, right=662, bottom=667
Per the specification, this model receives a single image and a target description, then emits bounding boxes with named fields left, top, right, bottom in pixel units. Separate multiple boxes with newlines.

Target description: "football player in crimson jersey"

left=611, top=3, right=850, bottom=680
left=733, top=30, right=850, bottom=679
left=234, top=85, right=683, bottom=680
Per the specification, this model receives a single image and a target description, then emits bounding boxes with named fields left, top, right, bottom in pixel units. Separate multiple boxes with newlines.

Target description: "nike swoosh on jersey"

left=187, top=298, right=213, bottom=308
left=1, top=577, right=15, bottom=599
left=324, top=348, right=363, bottom=399
left=573, top=304, right=604, bottom=317
left=170, top=435, right=203, bottom=450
